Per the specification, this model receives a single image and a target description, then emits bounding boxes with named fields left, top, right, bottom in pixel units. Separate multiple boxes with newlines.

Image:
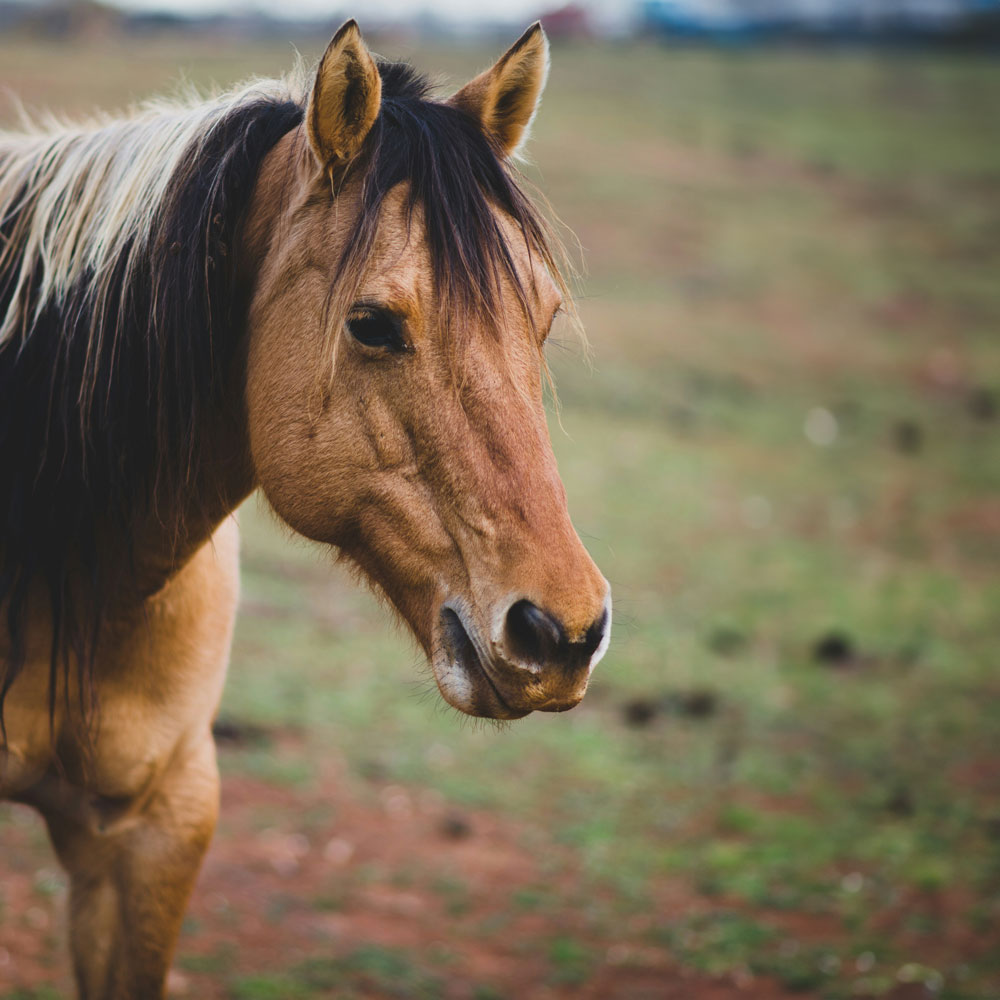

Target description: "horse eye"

left=345, top=307, right=406, bottom=352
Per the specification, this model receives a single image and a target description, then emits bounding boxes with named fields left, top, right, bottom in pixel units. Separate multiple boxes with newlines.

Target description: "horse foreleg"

left=42, top=732, right=219, bottom=1000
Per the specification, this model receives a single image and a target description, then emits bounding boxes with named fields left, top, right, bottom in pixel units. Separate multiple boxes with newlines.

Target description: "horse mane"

left=0, top=56, right=571, bottom=741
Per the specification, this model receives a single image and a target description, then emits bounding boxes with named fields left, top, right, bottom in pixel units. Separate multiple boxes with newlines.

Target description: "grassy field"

left=1, top=31, right=999, bottom=1000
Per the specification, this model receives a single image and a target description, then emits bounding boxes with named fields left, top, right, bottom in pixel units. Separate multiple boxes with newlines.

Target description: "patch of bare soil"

left=0, top=736, right=804, bottom=999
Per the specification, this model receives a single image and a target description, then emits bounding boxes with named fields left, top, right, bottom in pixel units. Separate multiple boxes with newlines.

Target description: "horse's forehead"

left=367, top=184, right=420, bottom=256
left=359, top=183, right=560, bottom=311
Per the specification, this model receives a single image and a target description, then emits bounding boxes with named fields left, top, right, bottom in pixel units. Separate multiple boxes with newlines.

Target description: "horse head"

left=244, top=22, right=611, bottom=720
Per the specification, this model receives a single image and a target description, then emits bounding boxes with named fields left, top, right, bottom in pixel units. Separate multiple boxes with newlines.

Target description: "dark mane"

left=0, top=58, right=568, bottom=739
left=0, top=91, right=303, bottom=736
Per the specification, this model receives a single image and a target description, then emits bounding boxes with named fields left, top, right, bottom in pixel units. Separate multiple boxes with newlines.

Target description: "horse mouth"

left=435, top=605, right=531, bottom=720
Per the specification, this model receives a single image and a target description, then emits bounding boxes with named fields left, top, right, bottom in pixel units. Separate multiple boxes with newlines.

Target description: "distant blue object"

left=639, top=0, right=997, bottom=40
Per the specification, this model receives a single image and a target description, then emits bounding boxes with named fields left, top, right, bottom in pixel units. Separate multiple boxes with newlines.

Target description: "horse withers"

left=0, top=21, right=610, bottom=997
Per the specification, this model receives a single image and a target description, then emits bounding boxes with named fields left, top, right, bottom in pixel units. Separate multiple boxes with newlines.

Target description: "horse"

left=0, top=20, right=611, bottom=998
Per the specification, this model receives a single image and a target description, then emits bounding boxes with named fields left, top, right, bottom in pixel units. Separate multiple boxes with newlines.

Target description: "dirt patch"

left=1, top=739, right=801, bottom=999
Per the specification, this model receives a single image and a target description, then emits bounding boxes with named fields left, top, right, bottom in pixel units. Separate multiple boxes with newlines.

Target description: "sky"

left=110, top=0, right=572, bottom=24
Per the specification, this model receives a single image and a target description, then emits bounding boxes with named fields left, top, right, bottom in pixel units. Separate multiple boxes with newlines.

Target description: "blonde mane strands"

left=0, top=74, right=309, bottom=351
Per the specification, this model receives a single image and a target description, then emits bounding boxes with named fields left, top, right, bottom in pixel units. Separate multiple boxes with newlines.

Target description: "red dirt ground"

left=1, top=737, right=804, bottom=1000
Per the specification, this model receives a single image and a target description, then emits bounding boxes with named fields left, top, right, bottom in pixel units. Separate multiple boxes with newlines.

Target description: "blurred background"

left=1, top=1, right=999, bottom=998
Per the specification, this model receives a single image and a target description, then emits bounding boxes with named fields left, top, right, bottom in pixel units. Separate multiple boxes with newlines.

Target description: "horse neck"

left=124, top=380, right=252, bottom=600
left=121, top=128, right=305, bottom=600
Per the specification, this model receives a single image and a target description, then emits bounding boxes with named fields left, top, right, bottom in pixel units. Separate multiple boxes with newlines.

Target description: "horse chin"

left=433, top=605, right=532, bottom=721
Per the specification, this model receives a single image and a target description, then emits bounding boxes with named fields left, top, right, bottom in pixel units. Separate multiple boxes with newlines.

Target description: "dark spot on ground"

left=358, top=758, right=390, bottom=782
left=622, top=698, right=659, bottom=727
left=892, top=419, right=924, bottom=454
left=813, top=631, right=856, bottom=667
left=886, top=784, right=916, bottom=817
left=624, top=690, right=721, bottom=726
left=668, top=688, right=719, bottom=719
left=707, top=626, right=748, bottom=657
left=440, top=813, right=473, bottom=840
left=968, top=386, right=997, bottom=421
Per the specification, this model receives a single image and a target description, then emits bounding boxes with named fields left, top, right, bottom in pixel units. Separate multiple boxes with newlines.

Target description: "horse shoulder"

left=1, top=517, right=241, bottom=806
left=91, top=517, right=242, bottom=793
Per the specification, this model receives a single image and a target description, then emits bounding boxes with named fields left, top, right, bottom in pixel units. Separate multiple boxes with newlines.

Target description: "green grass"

left=2, top=32, right=999, bottom=1000
left=231, top=947, right=444, bottom=1000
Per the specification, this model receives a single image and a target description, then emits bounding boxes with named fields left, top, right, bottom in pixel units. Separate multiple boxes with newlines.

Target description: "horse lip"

left=437, top=604, right=529, bottom=720
left=535, top=695, right=585, bottom=713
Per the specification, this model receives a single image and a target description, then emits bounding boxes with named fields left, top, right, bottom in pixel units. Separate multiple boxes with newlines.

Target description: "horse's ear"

left=448, top=22, right=550, bottom=159
left=306, top=19, right=382, bottom=175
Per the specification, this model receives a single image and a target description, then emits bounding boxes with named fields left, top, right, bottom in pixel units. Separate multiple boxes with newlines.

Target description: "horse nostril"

left=505, top=599, right=563, bottom=665
left=582, top=605, right=609, bottom=658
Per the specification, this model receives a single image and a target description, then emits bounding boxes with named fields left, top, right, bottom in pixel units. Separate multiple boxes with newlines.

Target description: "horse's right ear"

left=306, top=20, right=381, bottom=176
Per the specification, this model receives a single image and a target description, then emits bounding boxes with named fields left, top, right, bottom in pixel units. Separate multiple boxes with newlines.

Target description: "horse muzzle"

left=432, top=590, right=612, bottom=720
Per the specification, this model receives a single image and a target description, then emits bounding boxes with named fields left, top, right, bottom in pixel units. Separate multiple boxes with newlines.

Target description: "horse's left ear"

left=448, top=22, right=550, bottom=159
left=306, top=19, right=382, bottom=175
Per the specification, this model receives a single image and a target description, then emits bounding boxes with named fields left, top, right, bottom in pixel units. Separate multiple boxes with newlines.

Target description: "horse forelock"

left=334, top=58, right=574, bottom=352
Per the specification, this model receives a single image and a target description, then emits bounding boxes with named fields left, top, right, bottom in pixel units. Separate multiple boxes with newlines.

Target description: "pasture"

left=1, top=31, right=999, bottom=999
